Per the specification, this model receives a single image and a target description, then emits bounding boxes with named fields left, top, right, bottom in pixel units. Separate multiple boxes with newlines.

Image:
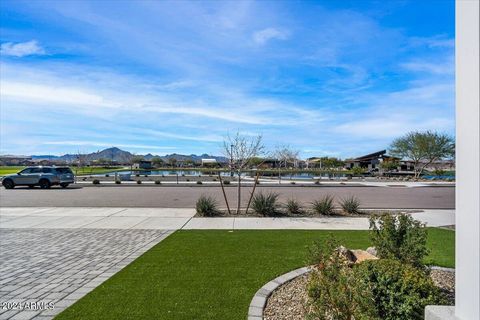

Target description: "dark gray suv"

left=2, top=166, right=75, bottom=189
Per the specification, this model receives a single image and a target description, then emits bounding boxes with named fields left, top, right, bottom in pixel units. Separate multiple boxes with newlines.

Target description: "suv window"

left=31, top=168, right=43, bottom=174
left=20, top=168, right=33, bottom=174
left=55, top=168, right=73, bottom=174
left=42, top=168, right=53, bottom=173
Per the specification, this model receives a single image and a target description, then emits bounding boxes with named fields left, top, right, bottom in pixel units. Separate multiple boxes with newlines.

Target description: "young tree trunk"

left=218, top=173, right=231, bottom=215
left=245, top=172, right=260, bottom=214
left=237, top=173, right=241, bottom=214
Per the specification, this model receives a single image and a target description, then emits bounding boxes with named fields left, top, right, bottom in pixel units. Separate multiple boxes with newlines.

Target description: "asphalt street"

left=0, top=185, right=455, bottom=209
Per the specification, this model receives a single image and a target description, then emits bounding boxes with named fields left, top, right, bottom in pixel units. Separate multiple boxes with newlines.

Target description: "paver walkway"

left=0, top=229, right=171, bottom=320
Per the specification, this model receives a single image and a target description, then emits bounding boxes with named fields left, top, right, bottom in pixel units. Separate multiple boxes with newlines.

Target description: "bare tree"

left=272, top=145, right=300, bottom=183
left=222, top=132, right=264, bottom=214
left=75, top=150, right=89, bottom=177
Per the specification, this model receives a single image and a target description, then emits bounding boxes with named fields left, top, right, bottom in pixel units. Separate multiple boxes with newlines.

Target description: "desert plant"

left=186, top=179, right=190, bottom=182
left=340, top=195, right=361, bottom=214
left=290, top=181, right=296, bottom=185
left=307, top=238, right=376, bottom=320
left=154, top=180, right=161, bottom=185
left=314, top=180, right=321, bottom=185
left=136, top=180, right=142, bottom=184
left=196, top=180, right=203, bottom=185
left=144, top=174, right=148, bottom=177
left=285, top=198, right=302, bottom=215
left=223, top=180, right=230, bottom=185
left=312, top=195, right=335, bottom=215
left=355, top=259, right=447, bottom=320
left=369, top=213, right=428, bottom=267
left=195, top=195, right=219, bottom=217
left=92, top=179, right=100, bottom=184
left=115, top=180, right=121, bottom=184
left=105, top=174, right=110, bottom=177
left=251, top=192, right=279, bottom=216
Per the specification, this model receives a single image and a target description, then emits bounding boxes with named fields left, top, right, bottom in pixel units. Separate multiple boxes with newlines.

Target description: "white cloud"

left=401, top=61, right=454, bottom=75
left=0, top=40, right=45, bottom=57
left=253, top=28, right=289, bottom=45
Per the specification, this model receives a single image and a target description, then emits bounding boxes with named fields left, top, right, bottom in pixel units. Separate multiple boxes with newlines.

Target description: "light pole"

left=230, top=144, right=234, bottom=177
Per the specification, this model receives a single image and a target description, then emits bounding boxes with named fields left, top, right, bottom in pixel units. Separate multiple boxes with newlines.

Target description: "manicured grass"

left=56, top=229, right=454, bottom=320
left=0, top=166, right=25, bottom=175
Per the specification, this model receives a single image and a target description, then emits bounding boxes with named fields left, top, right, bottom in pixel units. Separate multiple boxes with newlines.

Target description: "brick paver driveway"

left=0, top=228, right=171, bottom=320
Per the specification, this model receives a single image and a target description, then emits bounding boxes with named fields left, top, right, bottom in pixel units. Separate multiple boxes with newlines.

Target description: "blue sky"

left=0, top=0, right=454, bottom=158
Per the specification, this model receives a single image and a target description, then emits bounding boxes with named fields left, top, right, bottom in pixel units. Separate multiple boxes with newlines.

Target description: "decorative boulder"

left=335, top=246, right=357, bottom=264
left=366, top=246, right=377, bottom=257
left=351, top=249, right=379, bottom=264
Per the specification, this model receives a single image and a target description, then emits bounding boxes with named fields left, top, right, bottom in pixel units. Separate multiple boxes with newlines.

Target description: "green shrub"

left=115, top=180, right=121, bottom=184
left=290, top=181, right=296, bottom=185
left=314, top=180, right=321, bottom=185
left=136, top=180, right=142, bottom=184
left=154, top=180, right=161, bottom=185
left=195, top=195, right=219, bottom=217
left=369, top=213, right=428, bottom=267
left=354, top=259, right=447, bottom=320
left=285, top=198, right=302, bottom=215
left=340, top=195, right=361, bottom=214
left=105, top=174, right=109, bottom=177
left=251, top=192, right=279, bottom=216
left=351, top=166, right=366, bottom=176
left=307, top=238, right=376, bottom=320
left=196, top=180, right=203, bottom=185
left=186, top=179, right=190, bottom=182
left=312, top=195, right=335, bottom=215
left=223, top=180, right=230, bottom=185
left=92, top=179, right=100, bottom=184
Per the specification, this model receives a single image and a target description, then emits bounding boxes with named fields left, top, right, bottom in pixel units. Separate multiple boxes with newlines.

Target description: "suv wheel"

left=39, top=179, right=51, bottom=189
left=2, top=179, right=15, bottom=189
left=60, top=183, right=69, bottom=188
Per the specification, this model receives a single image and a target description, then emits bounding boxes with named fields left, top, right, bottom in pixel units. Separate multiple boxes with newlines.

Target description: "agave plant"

left=312, top=195, right=335, bottom=215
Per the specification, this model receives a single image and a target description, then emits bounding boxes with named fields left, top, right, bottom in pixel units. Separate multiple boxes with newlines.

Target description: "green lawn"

left=56, top=229, right=454, bottom=320
left=0, top=166, right=25, bottom=175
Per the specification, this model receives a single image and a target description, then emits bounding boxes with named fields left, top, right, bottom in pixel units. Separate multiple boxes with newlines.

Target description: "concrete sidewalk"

left=0, top=207, right=455, bottom=230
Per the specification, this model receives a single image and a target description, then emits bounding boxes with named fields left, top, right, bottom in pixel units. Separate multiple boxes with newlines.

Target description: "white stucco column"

left=455, top=0, right=479, bottom=319
left=427, top=2, right=479, bottom=319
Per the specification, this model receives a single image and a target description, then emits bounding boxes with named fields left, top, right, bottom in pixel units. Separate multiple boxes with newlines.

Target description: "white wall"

left=455, top=1, right=480, bottom=319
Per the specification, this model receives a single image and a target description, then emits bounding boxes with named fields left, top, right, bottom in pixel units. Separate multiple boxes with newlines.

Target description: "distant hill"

left=31, top=147, right=228, bottom=164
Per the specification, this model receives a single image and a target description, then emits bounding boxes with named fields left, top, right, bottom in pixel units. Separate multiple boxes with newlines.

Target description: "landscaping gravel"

left=264, top=274, right=309, bottom=320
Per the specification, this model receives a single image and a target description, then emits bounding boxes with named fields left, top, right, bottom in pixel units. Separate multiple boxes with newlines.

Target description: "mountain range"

left=31, top=147, right=228, bottom=163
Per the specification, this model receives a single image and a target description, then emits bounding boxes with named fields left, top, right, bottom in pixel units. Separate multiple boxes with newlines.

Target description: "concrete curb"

left=247, top=266, right=311, bottom=319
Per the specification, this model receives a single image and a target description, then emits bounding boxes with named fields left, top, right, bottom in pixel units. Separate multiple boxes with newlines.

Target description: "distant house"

left=133, top=160, right=153, bottom=169
left=0, top=155, right=33, bottom=166
left=201, top=159, right=217, bottom=167
left=345, top=150, right=399, bottom=171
